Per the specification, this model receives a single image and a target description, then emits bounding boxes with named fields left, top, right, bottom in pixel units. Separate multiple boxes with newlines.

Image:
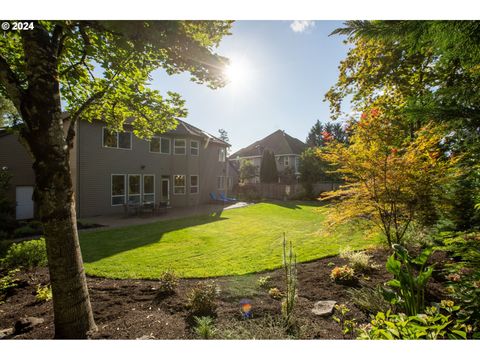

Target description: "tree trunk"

left=17, top=25, right=96, bottom=339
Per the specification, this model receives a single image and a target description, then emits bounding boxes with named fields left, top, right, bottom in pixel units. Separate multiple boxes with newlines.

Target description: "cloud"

left=290, top=20, right=315, bottom=33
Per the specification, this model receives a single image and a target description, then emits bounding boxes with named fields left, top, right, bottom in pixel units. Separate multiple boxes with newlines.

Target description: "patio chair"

left=156, top=201, right=169, bottom=215
left=219, top=192, right=237, bottom=202
left=209, top=192, right=228, bottom=204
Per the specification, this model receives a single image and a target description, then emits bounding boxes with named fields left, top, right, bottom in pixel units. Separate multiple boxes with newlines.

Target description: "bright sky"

left=149, top=20, right=351, bottom=153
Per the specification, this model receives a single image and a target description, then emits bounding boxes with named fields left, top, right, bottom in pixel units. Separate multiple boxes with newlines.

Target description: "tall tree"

left=0, top=95, right=19, bottom=127
left=305, top=119, right=348, bottom=147
left=0, top=20, right=232, bottom=338
left=218, top=128, right=229, bottom=143
left=239, top=159, right=257, bottom=183
left=260, top=150, right=278, bottom=183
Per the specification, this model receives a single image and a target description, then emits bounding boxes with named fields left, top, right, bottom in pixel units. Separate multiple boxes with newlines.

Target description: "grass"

left=79, top=201, right=381, bottom=279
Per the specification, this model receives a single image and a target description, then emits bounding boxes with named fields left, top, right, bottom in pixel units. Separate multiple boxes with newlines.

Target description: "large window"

left=128, top=175, right=141, bottom=204
left=174, top=175, right=186, bottom=194
left=103, top=128, right=132, bottom=149
left=150, top=137, right=170, bottom=154
left=218, top=147, right=226, bottom=162
left=190, top=175, right=199, bottom=194
left=111, top=175, right=126, bottom=206
left=217, top=176, right=225, bottom=190
left=143, top=175, right=155, bottom=203
left=174, top=139, right=186, bottom=155
left=190, top=140, right=199, bottom=156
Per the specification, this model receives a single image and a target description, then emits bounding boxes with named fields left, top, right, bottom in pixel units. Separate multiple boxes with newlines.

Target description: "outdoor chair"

left=209, top=192, right=228, bottom=204
left=219, top=192, right=237, bottom=202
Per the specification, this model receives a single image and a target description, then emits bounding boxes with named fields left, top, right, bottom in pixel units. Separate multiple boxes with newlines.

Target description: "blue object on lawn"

left=210, top=192, right=228, bottom=203
left=220, top=192, right=237, bottom=202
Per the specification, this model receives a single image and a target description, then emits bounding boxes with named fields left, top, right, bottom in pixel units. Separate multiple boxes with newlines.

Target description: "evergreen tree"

left=260, top=150, right=279, bottom=183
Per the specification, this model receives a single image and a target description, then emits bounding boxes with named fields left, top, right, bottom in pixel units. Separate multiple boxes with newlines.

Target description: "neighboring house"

left=0, top=119, right=229, bottom=219
left=229, top=130, right=307, bottom=184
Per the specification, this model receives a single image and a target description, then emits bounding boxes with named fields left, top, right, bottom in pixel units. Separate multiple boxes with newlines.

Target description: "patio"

left=78, top=202, right=251, bottom=230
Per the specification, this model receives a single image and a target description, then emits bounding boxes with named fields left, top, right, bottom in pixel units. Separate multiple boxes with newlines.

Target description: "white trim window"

left=284, top=156, right=290, bottom=167
left=190, top=140, right=200, bottom=156
left=142, top=174, right=155, bottom=203
left=150, top=136, right=171, bottom=154
left=128, top=174, right=141, bottom=204
left=217, top=176, right=225, bottom=190
left=111, top=174, right=126, bottom=206
left=174, top=175, right=186, bottom=195
left=103, top=128, right=132, bottom=150
left=190, top=175, right=199, bottom=194
left=218, top=147, right=226, bottom=162
left=174, top=139, right=186, bottom=155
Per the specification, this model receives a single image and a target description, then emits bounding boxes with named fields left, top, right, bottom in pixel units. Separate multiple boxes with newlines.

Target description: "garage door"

left=16, top=186, right=34, bottom=220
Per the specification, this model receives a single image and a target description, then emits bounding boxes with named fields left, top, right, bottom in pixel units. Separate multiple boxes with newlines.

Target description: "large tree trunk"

left=17, top=24, right=97, bottom=339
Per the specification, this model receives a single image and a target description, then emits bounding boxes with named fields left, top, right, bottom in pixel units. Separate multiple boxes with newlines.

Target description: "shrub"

left=384, top=244, right=433, bottom=315
left=193, top=316, right=217, bottom=339
left=347, top=286, right=392, bottom=314
left=330, top=265, right=356, bottom=284
left=12, top=225, right=38, bottom=238
left=340, top=247, right=377, bottom=273
left=357, top=302, right=470, bottom=340
left=268, top=287, right=283, bottom=300
left=281, top=234, right=297, bottom=328
left=158, top=269, right=179, bottom=295
left=1, top=238, right=48, bottom=269
left=187, top=281, right=220, bottom=316
left=0, top=268, right=19, bottom=303
left=35, top=284, right=52, bottom=302
left=332, top=304, right=358, bottom=338
left=256, top=275, right=271, bottom=289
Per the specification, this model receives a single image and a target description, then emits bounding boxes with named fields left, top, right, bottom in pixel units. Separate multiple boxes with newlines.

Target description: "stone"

left=0, top=328, right=14, bottom=339
left=136, top=334, right=156, bottom=340
left=14, top=317, right=44, bottom=334
left=311, top=300, right=337, bottom=316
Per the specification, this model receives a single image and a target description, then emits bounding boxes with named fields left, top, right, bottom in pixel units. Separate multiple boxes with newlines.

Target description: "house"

left=0, top=119, right=229, bottom=219
left=229, top=130, right=307, bottom=184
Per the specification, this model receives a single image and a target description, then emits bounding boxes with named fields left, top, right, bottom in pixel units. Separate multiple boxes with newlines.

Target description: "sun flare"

left=224, top=58, right=250, bottom=88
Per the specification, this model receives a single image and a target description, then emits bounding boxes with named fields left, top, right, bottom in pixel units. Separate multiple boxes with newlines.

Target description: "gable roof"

left=230, top=130, right=306, bottom=158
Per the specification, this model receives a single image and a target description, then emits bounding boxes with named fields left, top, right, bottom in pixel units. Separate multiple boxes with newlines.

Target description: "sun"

left=224, top=58, right=250, bottom=88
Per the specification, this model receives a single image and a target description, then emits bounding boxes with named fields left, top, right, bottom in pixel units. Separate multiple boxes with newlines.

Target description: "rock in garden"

left=311, top=300, right=337, bottom=316
left=136, top=334, right=156, bottom=340
left=0, top=328, right=14, bottom=339
left=14, top=317, right=44, bottom=334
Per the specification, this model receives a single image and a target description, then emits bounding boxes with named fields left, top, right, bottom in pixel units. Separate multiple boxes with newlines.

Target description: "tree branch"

left=0, top=54, right=24, bottom=112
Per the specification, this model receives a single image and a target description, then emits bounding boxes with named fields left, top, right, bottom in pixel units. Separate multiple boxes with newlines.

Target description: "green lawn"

left=80, top=202, right=380, bottom=279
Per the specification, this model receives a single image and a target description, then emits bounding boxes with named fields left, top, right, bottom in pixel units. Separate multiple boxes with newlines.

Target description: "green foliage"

left=358, top=302, right=469, bottom=340
left=306, top=120, right=349, bottom=147
left=384, top=244, right=433, bottom=316
left=299, top=147, right=338, bottom=198
left=442, top=233, right=480, bottom=335
left=158, top=269, right=179, bottom=295
left=259, top=150, right=278, bottom=184
left=193, top=316, right=218, bottom=339
left=256, top=275, right=271, bottom=289
left=239, top=160, right=258, bottom=183
left=268, top=287, right=283, bottom=300
left=0, top=268, right=19, bottom=303
left=347, top=286, right=392, bottom=314
left=330, top=265, right=356, bottom=284
left=35, top=284, right=53, bottom=302
left=281, top=234, right=297, bottom=327
left=340, top=246, right=378, bottom=273
left=187, top=281, right=220, bottom=316
left=0, top=95, right=20, bottom=127
left=332, top=304, right=358, bottom=338
left=1, top=238, right=48, bottom=269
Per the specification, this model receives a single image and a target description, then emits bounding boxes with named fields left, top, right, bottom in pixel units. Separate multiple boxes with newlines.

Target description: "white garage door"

left=16, top=186, right=34, bottom=220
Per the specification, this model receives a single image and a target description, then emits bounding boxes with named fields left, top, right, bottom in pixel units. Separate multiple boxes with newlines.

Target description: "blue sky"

left=149, top=20, right=351, bottom=153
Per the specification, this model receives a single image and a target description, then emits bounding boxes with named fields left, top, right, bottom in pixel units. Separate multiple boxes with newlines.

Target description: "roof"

left=230, top=130, right=306, bottom=158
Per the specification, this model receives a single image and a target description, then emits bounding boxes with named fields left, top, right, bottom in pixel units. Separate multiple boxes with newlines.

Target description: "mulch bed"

left=0, top=246, right=449, bottom=339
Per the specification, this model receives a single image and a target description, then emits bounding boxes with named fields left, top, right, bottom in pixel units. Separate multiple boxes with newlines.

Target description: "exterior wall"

left=76, top=121, right=227, bottom=217
left=233, top=153, right=301, bottom=184
left=0, top=133, right=36, bottom=207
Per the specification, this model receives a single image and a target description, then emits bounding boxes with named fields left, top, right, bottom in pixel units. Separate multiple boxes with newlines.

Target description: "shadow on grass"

left=261, top=200, right=323, bottom=210
left=80, top=210, right=227, bottom=264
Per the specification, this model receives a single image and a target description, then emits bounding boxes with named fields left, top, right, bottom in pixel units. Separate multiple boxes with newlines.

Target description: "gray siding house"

left=229, top=130, right=307, bottom=184
left=0, top=119, right=229, bottom=219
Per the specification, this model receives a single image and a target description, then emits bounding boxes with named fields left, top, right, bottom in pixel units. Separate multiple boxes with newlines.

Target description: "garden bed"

left=0, top=246, right=448, bottom=339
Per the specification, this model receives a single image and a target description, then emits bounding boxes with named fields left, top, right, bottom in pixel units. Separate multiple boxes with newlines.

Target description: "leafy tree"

left=305, top=119, right=348, bottom=147
left=321, top=108, right=457, bottom=246
left=279, top=166, right=296, bottom=185
left=239, top=159, right=257, bottom=183
left=218, top=128, right=229, bottom=143
left=0, top=95, right=20, bottom=127
left=0, top=20, right=232, bottom=338
left=260, top=150, right=278, bottom=183
left=299, top=147, right=339, bottom=198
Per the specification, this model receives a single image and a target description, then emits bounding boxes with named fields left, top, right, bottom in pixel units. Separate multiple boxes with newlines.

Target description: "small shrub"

left=281, top=234, right=297, bottom=328
left=158, top=269, right=179, bottom=295
left=193, top=316, right=217, bottom=339
left=332, top=304, right=358, bottom=338
left=268, top=287, right=283, bottom=300
left=35, top=284, right=52, bottom=302
left=340, top=247, right=377, bottom=273
left=327, top=261, right=335, bottom=267
left=256, top=275, right=271, bottom=289
left=330, top=265, right=356, bottom=284
left=187, top=281, right=220, bottom=316
left=0, top=268, right=19, bottom=303
left=13, top=225, right=38, bottom=238
left=347, top=286, right=392, bottom=314
left=1, top=238, right=48, bottom=269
